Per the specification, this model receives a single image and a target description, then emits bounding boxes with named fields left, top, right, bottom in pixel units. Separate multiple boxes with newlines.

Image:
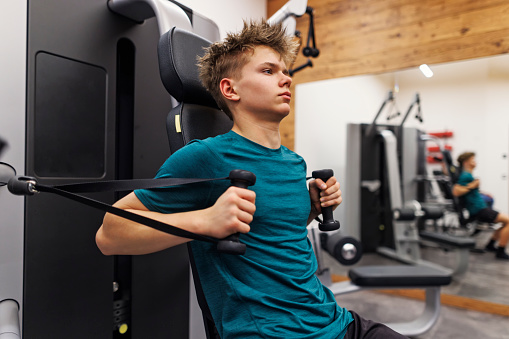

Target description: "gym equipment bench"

left=309, top=224, right=452, bottom=337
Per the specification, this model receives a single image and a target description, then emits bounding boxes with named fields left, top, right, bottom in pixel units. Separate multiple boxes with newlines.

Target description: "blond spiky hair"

left=198, top=19, right=300, bottom=119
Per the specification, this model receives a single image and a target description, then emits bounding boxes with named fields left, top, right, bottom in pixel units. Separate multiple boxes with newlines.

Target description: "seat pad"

left=349, top=265, right=452, bottom=287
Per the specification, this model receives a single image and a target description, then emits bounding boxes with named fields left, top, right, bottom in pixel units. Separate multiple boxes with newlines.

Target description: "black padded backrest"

left=439, top=149, right=469, bottom=224
left=157, top=27, right=231, bottom=339
left=166, top=103, right=232, bottom=154
left=158, top=27, right=218, bottom=108
left=158, top=27, right=233, bottom=154
left=442, top=149, right=462, bottom=183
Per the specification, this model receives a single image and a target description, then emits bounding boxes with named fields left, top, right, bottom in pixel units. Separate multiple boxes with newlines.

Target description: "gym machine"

left=0, top=1, right=220, bottom=338
left=309, top=221, right=452, bottom=337
left=1, top=137, right=21, bottom=339
left=344, top=92, right=475, bottom=277
left=420, top=135, right=497, bottom=239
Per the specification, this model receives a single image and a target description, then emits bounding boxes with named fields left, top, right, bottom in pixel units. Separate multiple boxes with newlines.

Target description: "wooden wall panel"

left=267, top=0, right=509, bottom=149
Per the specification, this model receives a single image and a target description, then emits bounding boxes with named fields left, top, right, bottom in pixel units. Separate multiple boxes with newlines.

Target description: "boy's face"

left=466, top=156, right=477, bottom=169
left=230, top=45, right=292, bottom=121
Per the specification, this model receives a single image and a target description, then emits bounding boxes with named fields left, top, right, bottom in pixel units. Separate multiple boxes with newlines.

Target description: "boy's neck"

left=231, top=119, right=282, bottom=149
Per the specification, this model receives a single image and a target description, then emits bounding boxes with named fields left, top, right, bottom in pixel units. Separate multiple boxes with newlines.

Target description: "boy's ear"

left=219, top=78, right=240, bottom=102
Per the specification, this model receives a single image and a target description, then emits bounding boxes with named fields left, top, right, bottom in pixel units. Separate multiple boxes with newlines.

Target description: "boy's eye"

left=263, top=69, right=273, bottom=74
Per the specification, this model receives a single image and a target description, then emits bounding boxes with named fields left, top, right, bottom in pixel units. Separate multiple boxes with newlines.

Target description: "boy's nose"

left=280, top=73, right=292, bottom=87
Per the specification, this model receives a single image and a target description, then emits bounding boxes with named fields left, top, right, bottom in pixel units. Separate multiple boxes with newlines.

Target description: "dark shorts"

left=474, top=208, right=499, bottom=223
left=343, top=310, right=409, bottom=339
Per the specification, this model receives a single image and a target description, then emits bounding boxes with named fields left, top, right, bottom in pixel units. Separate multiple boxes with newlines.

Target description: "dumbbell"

left=311, top=169, right=340, bottom=231
left=217, top=169, right=256, bottom=255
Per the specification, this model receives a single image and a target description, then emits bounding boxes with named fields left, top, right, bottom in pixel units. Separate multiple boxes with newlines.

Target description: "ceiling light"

left=419, top=64, right=434, bottom=78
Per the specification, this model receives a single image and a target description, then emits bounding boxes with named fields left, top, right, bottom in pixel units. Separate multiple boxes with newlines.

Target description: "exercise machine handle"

left=312, top=169, right=340, bottom=231
left=7, top=176, right=38, bottom=196
left=216, top=170, right=256, bottom=255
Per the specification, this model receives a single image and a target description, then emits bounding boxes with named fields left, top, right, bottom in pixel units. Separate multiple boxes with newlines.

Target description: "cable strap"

left=37, top=184, right=217, bottom=243
left=53, top=176, right=228, bottom=193
left=9, top=175, right=235, bottom=244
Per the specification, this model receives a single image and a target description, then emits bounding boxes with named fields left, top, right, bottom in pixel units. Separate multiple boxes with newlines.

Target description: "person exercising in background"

left=97, top=20, right=408, bottom=338
left=453, top=152, right=509, bottom=260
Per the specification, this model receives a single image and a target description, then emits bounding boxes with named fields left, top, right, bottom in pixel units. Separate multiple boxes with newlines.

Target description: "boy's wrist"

left=190, top=210, right=207, bottom=236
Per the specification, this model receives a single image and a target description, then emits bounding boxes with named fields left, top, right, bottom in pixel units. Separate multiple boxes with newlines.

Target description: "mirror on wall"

left=295, top=54, right=509, bottom=306
left=296, top=53, right=509, bottom=214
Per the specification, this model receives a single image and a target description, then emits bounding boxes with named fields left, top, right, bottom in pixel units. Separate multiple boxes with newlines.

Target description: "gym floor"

left=325, top=230, right=509, bottom=339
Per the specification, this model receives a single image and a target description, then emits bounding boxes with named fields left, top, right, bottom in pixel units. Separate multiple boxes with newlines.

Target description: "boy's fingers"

left=320, top=182, right=341, bottom=197
left=313, top=178, right=327, bottom=190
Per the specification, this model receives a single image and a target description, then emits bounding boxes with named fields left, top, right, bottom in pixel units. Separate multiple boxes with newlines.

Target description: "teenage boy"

left=96, top=20, right=408, bottom=338
left=453, top=152, right=509, bottom=260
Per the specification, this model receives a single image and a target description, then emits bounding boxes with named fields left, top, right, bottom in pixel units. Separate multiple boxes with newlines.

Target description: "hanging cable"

left=289, top=6, right=320, bottom=76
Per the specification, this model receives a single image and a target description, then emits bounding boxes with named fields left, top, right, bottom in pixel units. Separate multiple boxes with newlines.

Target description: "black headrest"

left=442, top=149, right=453, bottom=165
left=158, top=27, right=218, bottom=109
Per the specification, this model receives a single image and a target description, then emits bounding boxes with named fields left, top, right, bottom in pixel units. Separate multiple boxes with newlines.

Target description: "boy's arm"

left=96, top=187, right=256, bottom=255
left=307, top=176, right=342, bottom=225
left=452, top=178, right=480, bottom=197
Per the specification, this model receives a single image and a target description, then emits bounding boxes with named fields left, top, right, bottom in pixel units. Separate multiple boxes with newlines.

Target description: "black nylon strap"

left=54, top=176, right=228, bottom=193
left=36, top=184, right=217, bottom=243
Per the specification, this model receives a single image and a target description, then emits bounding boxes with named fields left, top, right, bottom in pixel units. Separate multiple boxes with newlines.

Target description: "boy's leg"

left=493, top=213, right=509, bottom=260
left=343, top=311, right=409, bottom=339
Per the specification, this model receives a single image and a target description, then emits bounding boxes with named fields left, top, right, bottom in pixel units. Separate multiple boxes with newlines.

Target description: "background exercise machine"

left=344, top=93, right=475, bottom=277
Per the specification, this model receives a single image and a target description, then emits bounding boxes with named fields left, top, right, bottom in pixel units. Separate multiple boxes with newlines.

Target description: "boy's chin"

left=278, top=105, right=291, bottom=116
left=277, top=110, right=290, bottom=119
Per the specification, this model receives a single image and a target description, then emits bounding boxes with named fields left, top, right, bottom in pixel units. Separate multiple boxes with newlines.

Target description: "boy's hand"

left=199, top=186, right=256, bottom=239
left=308, top=176, right=342, bottom=222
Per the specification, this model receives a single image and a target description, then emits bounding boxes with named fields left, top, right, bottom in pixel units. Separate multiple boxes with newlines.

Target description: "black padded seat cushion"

left=419, top=231, right=475, bottom=248
left=349, top=265, right=452, bottom=287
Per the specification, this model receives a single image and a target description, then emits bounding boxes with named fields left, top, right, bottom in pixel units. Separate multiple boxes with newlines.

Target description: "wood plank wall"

left=267, top=0, right=509, bottom=149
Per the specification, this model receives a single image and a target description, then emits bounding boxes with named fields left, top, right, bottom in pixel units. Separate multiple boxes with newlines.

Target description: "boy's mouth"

left=279, top=91, right=291, bottom=100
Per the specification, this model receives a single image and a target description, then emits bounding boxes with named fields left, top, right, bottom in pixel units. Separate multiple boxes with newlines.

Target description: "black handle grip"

left=217, top=170, right=256, bottom=255
left=311, top=169, right=340, bottom=231
left=228, top=169, right=256, bottom=188
left=8, top=176, right=38, bottom=196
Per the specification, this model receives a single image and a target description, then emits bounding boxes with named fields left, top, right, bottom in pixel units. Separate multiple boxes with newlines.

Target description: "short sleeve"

left=134, top=140, right=221, bottom=213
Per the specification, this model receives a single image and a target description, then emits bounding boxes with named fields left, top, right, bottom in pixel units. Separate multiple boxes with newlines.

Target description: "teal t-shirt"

left=135, top=131, right=353, bottom=339
left=457, top=171, right=486, bottom=216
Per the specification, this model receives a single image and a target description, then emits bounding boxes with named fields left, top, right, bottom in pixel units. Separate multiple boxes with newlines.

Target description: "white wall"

left=180, top=0, right=267, bottom=39
left=0, top=0, right=27, bottom=310
left=295, top=75, right=391, bottom=235
left=295, top=54, right=509, bottom=233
